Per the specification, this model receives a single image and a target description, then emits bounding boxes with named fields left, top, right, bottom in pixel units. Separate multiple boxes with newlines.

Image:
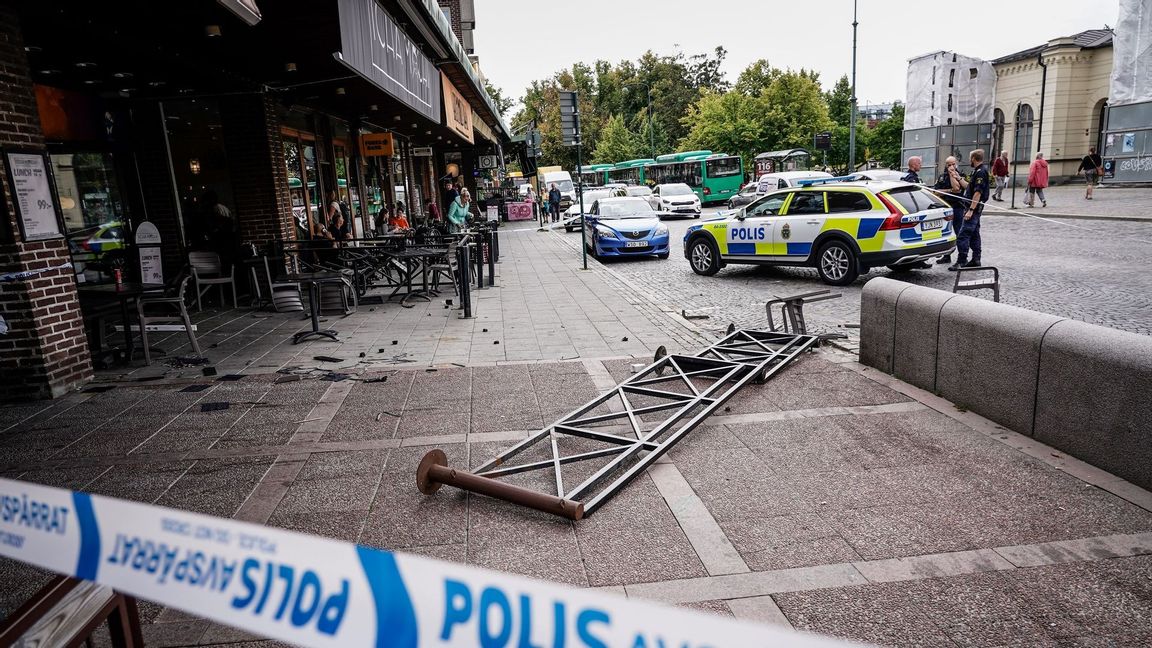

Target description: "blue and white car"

left=583, top=197, right=670, bottom=259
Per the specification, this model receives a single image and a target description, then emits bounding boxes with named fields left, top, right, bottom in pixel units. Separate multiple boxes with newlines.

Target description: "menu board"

left=5, top=151, right=62, bottom=241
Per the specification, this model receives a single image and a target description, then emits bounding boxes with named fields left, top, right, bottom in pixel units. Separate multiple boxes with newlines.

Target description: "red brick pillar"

left=219, top=94, right=295, bottom=246
left=0, top=6, right=92, bottom=400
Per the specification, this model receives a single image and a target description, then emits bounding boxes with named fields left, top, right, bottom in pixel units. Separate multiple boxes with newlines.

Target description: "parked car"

left=727, top=181, right=760, bottom=209
left=648, top=183, right=701, bottom=218
left=563, top=187, right=627, bottom=231
left=583, top=197, right=670, bottom=259
left=625, top=185, right=653, bottom=199
left=683, top=180, right=955, bottom=285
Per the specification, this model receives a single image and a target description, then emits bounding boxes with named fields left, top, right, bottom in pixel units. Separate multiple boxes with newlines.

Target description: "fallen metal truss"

left=416, top=330, right=818, bottom=519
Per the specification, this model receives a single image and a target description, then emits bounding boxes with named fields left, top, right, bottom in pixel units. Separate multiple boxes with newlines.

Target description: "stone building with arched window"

left=991, top=29, right=1114, bottom=182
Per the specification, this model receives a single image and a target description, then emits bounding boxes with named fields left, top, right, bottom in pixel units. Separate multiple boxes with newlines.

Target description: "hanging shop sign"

left=441, top=73, right=475, bottom=144
left=473, top=110, right=499, bottom=144
left=411, top=146, right=433, bottom=157
left=336, top=0, right=441, bottom=123
left=3, top=149, right=64, bottom=241
left=360, top=132, right=395, bottom=158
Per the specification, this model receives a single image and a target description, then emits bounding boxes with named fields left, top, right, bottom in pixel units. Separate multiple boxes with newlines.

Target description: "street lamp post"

left=1010, top=102, right=1021, bottom=210
left=623, top=82, right=656, bottom=159
left=848, top=0, right=859, bottom=172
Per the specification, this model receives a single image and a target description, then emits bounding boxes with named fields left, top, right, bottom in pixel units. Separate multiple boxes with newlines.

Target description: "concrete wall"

left=860, top=277, right=1152, bottom=492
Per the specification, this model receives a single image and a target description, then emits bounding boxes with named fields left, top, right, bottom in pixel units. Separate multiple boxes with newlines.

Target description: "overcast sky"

left=473, top=0, right=1119, bottom=113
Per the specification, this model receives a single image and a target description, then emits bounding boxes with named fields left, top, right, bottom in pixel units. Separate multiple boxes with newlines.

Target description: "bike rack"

left=416, top=329, right=818, bottom=519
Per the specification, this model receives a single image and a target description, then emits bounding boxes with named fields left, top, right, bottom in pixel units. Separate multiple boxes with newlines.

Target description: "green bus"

left=606, top=159, right=654, bottom=186
left=644, top=151, right=744, bottom=205
left=576, top=164, right=613, bottom=188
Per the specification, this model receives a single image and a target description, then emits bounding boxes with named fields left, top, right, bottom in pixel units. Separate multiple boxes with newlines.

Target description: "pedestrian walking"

left=901, top=156, right=922, bottom=184
left=1077, top=146, right=1103, bottom=200
left=948, top=149, right=989, bottom=271
left=1025, top=152, right=1049, bottom=208
left=991, top=151, right=1009, bottom=201
left=525, top=185, right=538, bottom=222
left=932, top=156, right=965, bottom=265
left=447, top=188, right=471, bottom=234
left=548, top=183, right=562, bottom=223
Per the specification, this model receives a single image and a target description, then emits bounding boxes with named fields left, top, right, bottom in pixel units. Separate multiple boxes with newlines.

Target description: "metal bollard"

left=457, top=243, right=472, bottom=318
left=491, top=229, right=500, bottom=263
left=473, top=239, right=484, bottom=290
left=485, top=230, right=495, bottom=287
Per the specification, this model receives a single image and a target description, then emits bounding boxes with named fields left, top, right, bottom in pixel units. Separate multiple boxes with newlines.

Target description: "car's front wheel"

left=688, top=237, right=721, bottom=276
left=816, top=240, right=859, bottom=286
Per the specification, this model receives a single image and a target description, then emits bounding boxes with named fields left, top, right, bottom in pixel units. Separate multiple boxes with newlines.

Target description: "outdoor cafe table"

left=383, top=246, right=450, bottom=306
left=282, top=271, right=344, bottom=344
left=77, top=282, right=165, bottom=363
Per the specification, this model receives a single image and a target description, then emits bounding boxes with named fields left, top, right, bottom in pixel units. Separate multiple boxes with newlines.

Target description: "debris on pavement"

left=200, top=402, right=230, bottom=412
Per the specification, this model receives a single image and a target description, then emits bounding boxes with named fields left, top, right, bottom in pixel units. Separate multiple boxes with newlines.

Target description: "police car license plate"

left=625, top=241, right=647, bottom=248
left=922, top=219, right=944, bottom=230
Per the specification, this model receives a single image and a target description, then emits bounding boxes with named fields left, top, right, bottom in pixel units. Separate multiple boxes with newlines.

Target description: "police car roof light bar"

left=795, top=175, right=857, bottom=187
left=416, top=330, right=817, bottom=519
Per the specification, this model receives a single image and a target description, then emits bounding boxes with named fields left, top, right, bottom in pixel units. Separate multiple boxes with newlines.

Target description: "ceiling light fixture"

left=336, top=87, right=346, bottom=95
left=205, top=25, right=222, bottom=38
left=285, top=62, right=297, bottom=72
left=369, top=104, right=378, bottom=111
left=75, top=62, right=96, bottom=69
left=112, top=72, right=133, bottom=79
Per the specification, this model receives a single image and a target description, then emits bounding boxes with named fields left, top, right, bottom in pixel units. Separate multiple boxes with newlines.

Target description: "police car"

left=683, top=178, right=956, bottom=286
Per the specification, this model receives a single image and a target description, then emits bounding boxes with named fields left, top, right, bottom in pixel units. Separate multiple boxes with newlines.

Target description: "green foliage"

left=593, top=115, right=646, bottom=164
left=826, top=75, right=853, bottom=127
left=511, top=50, right=897, bottom=174
left=866, top=103, right=905, bottom=169
left=483, top=79, right=514, bottom=118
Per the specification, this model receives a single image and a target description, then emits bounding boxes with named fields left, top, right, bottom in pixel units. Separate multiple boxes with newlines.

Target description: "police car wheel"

left=689, top=238, right=721, bottom=276
left=816, top=240, right=859, bottom=286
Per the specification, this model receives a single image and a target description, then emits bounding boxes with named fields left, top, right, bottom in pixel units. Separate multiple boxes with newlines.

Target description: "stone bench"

left=860, top=277, right=1152, bottom=492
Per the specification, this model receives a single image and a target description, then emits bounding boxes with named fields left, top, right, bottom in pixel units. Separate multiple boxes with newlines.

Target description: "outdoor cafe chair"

left=136, top=273, right=201, bottom=365
left=261, top=255, right=304, bottom=313
left=428, top=242, right=460, bottom=297
left=189, top=250, right=238, bottom=311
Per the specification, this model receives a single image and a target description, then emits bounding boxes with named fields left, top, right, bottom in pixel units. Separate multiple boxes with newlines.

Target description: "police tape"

left=0, top=477, right=858, bottom=647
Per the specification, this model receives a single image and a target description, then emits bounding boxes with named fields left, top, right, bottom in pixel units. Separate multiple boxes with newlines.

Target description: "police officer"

left=949, top=149, right=989, bottom=271
left=932, top=156, right=965, bottom=266
left=901, top=156, right=923, bottom=184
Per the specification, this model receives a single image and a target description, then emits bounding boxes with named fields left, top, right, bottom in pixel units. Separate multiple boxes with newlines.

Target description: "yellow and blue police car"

left=683, top=178, right=957, bottom=286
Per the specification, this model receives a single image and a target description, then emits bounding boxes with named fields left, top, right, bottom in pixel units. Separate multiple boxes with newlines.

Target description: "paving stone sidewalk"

left=988, top=184, right=1152, bottom=221
left=2, top=226, right=1152, bottom=647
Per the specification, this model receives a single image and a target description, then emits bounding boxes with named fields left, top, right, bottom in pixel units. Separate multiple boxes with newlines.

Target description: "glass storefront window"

left=51, top=152, right=129, bottom=284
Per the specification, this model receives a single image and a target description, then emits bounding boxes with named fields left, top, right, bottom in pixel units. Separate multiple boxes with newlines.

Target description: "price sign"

left=4, top=150, right=63, bottom=241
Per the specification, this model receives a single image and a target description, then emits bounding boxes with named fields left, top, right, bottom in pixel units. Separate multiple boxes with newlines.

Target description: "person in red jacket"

left=991, top=151, right=1009, bottom=201
left=1025, top=152, right=1049, bottom=208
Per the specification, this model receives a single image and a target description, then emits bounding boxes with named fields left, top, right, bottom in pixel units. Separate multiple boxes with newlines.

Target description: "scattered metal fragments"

left=417, top=329, right=817, bottom=519
left=200, top=402, right=230, bottom=412
left=681, top=309, right=710, bottom=320
left=163, top=355, right=209, bottom=369
left=313, top=356, right=344, bottom=363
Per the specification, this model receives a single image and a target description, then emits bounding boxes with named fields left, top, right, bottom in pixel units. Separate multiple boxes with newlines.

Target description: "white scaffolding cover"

left=1111, top=0, right=1152, bottom=106
left=904, top=51, right=996, bottom=129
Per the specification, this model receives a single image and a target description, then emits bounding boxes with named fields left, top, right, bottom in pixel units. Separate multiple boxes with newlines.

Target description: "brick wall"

left=438, top=0, right=463, bottom=42
left=220, top=94, right=295, bottom=246
left=0, top=5, right=92, bottom=400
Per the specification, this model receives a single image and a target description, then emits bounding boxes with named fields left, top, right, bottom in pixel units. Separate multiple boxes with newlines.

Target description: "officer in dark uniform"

left=901, top=156, right=922, bottom=184
left=949, top=149, right=989, bottom=271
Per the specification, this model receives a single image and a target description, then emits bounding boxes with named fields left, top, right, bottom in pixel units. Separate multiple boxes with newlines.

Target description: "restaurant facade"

left=0, top=0, right=511, bottom=401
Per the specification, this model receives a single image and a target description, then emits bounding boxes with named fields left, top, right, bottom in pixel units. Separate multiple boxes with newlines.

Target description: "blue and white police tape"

left=0, top=477, right=859, bottom=647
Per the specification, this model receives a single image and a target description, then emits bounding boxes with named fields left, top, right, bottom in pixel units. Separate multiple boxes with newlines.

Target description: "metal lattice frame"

left=416, top=330, right=818, bottom=519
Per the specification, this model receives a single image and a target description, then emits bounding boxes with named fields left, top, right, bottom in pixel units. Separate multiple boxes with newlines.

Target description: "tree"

left=826, top=75, right=853, bottom=127
left=734, top=59, right=779, bottom=96
left=865, top=103, right=905, bottom=169
left=593, top=115, right=645, bottom=164
left=483, top=79, right=514, bottom=118
left=761, top=70, right=835, bottom=151
left=679, top=90, right=768, bottom=170
left=687, top=46, right=730, bottom=94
